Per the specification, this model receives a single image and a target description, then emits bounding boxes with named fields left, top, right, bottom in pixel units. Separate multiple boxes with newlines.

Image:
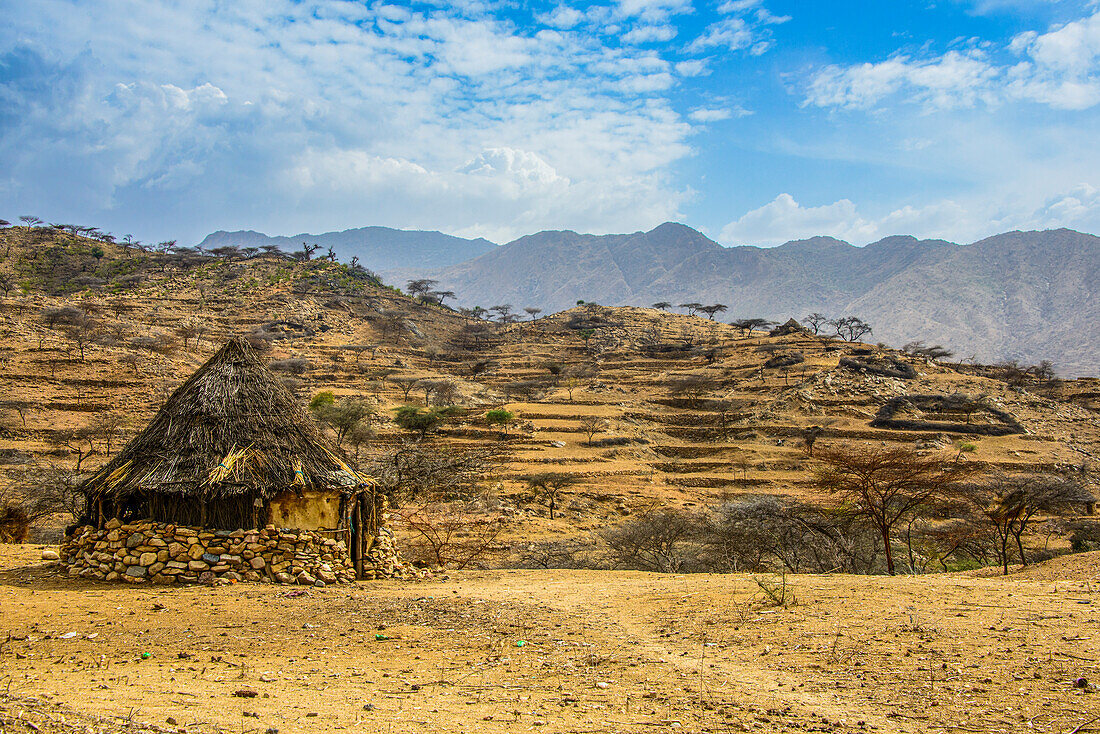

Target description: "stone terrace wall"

left=60, top=519, right=407, bottom=585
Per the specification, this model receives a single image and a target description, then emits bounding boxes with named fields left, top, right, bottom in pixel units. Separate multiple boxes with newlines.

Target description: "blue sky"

left=2, top=0, right=1099, bottom=247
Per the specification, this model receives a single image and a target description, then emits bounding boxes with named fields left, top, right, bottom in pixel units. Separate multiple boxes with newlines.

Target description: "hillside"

left=408, top=223, right=1100, bottom=376
left=198, top=225, right=496, bottom=270
left=1, top=224, right=1098, bottom=573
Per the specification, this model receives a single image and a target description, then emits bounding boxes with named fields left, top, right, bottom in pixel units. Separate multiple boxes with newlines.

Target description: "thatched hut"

left=77, top=338, right=379, bottom=578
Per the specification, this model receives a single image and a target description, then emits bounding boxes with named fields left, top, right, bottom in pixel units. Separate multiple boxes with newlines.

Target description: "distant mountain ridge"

left=197, top=226, right=496, bottom=271
left=406, top=223, right=1098, bottom=376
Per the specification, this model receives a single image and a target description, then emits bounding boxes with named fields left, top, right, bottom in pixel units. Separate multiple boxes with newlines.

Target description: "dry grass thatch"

left=81, top=339, right=368, bottom=527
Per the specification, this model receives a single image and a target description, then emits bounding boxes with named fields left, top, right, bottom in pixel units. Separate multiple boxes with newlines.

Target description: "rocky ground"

left=2, top=545, right=1098, bottom=734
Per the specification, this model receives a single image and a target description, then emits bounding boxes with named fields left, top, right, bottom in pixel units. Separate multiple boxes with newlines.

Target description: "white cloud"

left=538, top=5, right=585, bottom=29
left=719, top=187, right=1100, bottom=247
left=622, top=24, right=678, bottom=44
left=805, top=51, right=1001, bottom=110
left=615, top=0, right=693, bottom=22
left=687, top=1, right=788, bottom=55
left=805, top=10, right=1100, bottom=111
left=720, top=194, right=876, bottom=245
left=688, top=105, right=751, bottom=121
left=0, top=0, right=718, bottom=242
left=688, top=17, right=756, bottom=53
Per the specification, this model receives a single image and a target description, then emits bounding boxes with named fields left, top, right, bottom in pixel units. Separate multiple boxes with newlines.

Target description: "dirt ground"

left=1, top=546, right=1098, bottom=734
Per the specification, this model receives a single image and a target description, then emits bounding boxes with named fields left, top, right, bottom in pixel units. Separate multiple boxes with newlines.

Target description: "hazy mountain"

left=413, top=223, right=1099, bottom=376
left=197, top=226, right=496, bottom=271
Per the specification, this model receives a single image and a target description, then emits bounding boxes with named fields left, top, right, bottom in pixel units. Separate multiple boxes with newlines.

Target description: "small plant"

left=752, top=573, right=797, bottom=608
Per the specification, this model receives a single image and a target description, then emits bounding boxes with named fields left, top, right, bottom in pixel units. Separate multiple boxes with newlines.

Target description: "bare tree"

left=579, top=415, right=606, bottom=445
left=667, top=374, right=714, bottom=407
left=391, top=376, right=421, bottom=402
left=804, top=312, right=828, bottom=335
left=813, top=444, right=976, bottom=575
left=91, top=412, right=128, bottom=456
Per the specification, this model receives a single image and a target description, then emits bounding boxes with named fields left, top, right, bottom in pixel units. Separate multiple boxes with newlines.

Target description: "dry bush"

left=365, top=439, right=505, bottom=503
left=1, top=463, right=85, bottom=541
left=393, top=501, right=504, bottom=570
left=269, top=358, right=312, bottom=375
left=600, top=505, right=702, bottom=572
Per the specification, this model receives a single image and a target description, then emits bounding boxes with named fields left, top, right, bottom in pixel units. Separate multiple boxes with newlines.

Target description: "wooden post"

left=352, top=496, right=364, bottom=579
left=96, top=497, right=104, bottom=529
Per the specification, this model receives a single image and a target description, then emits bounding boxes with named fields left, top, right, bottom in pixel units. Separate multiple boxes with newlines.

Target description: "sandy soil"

left=2, top=545, right=1098, bottom=734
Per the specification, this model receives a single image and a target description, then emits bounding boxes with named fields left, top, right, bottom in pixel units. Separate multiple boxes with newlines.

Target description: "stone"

left=201, top=553, right=221, bottom=565
left=188, top=560, right=210, bottom=572
left=106, top=518, right=122, bottom=530
left=148, top=562, right=165, bottom=576
left=249, top=557, right=266, bottom=569
left=125, top=565, right=147, bottom=578
left=41, top=550, right=60, bottom=561
left=126, top=532, right=144, bottom=548
left=296, top=571, right=316, bottom=585
left=188, top=545, right=205, bottom=560
left=139, top=552, right=158, bottom=566
left=274, top=572, right=294, bottom=584
left=223, top=571, right=242, bottom=581
left=198, top=571, right=216, bottom=585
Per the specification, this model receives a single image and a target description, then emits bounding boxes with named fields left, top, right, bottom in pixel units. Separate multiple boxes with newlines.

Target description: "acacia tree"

left=813, top=444, right=976, bottom=575
left=523, top=307, right=542, bottom=320
left=652, top=301, right=672, bottom=311
left=486, top=408, right=514, bottom=436
left=679, top=302, right=703, bottom=317
left=522, top=472, right=577, bottom=520
left=406, top=279, right=439, bottom=298
left=731, top=317, right=775, bottom=336
left=830, top=316, right=873, bottom=342
left=964, top=473, right=1093, bottom=575
left=698, top=304, right=728, bottom=320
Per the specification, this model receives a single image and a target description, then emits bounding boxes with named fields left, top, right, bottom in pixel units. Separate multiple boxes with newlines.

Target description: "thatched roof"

left=82, top=339, right=366, bottom=505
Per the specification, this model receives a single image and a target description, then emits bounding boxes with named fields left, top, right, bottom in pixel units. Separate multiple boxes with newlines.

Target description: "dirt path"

left=1, top=546, right=1098, bottom=733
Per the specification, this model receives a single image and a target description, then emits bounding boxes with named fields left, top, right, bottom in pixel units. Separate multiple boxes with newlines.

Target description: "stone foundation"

left=60, top=519, right=409, bottom=585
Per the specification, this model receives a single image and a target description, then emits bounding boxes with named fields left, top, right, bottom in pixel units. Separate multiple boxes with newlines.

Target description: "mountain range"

left=199, top=223, right=1100, bottom=376
left=197, top=226, right=495, bottom=271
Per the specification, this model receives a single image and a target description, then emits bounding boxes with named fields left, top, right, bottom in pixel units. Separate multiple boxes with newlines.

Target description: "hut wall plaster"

left=267, top=490, right=342, bottom=531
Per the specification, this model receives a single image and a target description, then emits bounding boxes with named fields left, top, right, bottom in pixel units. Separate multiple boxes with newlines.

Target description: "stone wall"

left=60, top=519, right=408, bottom=585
